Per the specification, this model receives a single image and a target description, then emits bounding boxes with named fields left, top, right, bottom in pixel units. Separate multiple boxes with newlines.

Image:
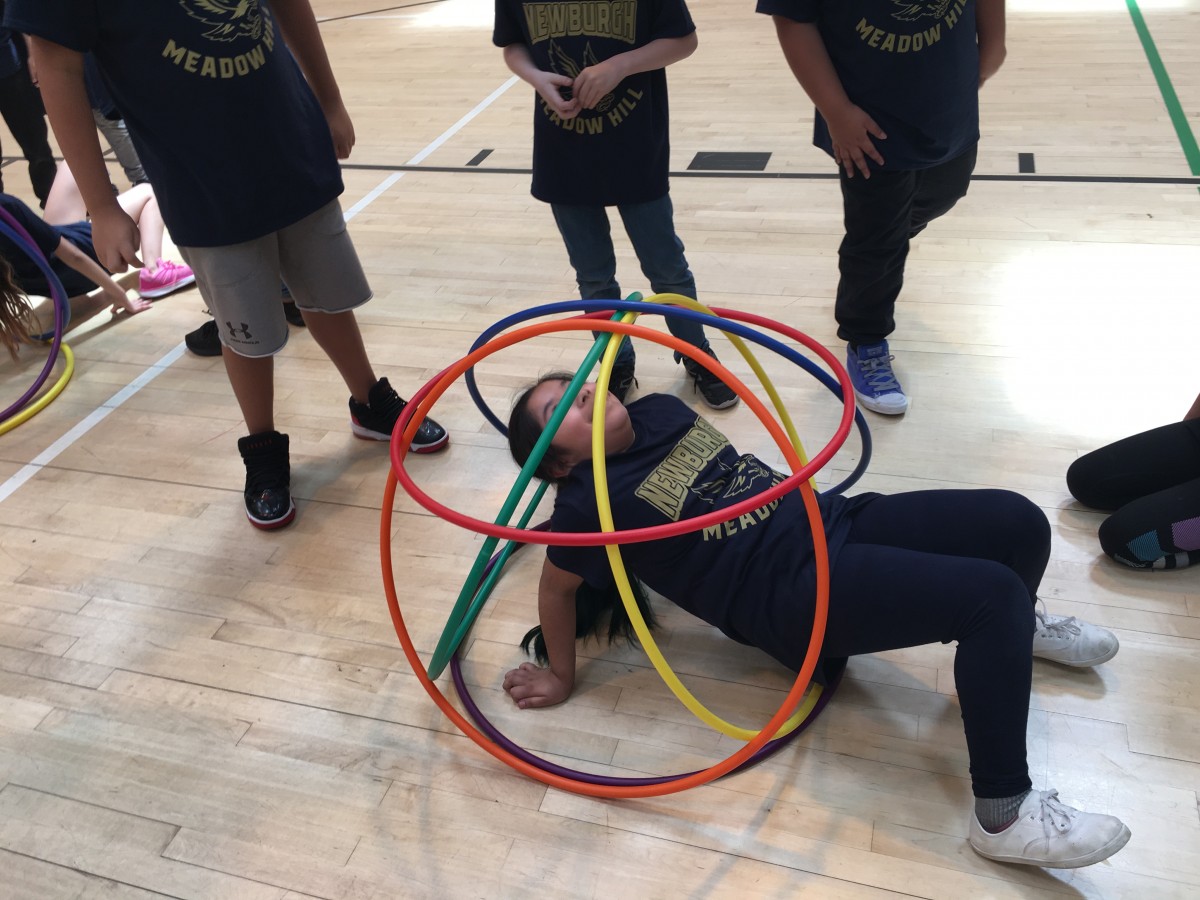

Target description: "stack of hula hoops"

left=0, top=206, right=74, bottom=436
left=381, top=294, right=876, bottom=798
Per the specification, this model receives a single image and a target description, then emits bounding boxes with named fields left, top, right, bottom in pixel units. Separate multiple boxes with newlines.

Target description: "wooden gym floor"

left=1, top=0, right=1198, bottom=896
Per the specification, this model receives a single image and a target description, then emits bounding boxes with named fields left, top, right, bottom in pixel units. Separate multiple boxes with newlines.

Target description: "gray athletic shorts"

left=179, top=199, right=372, bottom=357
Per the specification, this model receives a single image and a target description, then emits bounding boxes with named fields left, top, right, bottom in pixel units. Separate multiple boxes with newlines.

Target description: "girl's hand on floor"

left=503, top=661, right=572, bottom=709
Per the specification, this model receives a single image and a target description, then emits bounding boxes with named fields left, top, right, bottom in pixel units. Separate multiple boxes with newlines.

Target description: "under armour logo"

left=225, top=321, right=253, bottom=339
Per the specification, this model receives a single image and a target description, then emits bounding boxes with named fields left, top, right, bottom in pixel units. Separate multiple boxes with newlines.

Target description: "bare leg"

left=302, top=309, right=377, bottom=403
left=221, top=348, right=275, bottom=434
left=113, top=184, right=165, bottom=263
left=133, top=196, right=166, bottom=265
left=42, top=162, right=88, bottom=225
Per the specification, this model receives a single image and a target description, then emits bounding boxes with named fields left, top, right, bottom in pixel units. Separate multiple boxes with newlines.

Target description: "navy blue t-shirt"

left=756, top=0, right=980, bottom=170
left=546, top=393, right=874, bottom=671
left=493, top=0, right=694, bottom=206
left=5, top=0, right=343, bottom=247
left=0, top=194, right=102, bottom=296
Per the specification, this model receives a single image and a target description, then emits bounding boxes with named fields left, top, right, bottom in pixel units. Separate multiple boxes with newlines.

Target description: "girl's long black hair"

left=509, top=372, right=658, bottom=662
left=519, top=576, right=658, bottom=665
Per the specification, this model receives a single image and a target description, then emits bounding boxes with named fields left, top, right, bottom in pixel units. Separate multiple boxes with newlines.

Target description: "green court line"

left=1126, top=0, right=1200, bottom=183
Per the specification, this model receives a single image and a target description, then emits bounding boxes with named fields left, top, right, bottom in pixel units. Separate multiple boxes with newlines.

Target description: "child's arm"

left=502, top=557, right=582, bottom=709
left=977, top=0, right=1007, bottom=86
left=570, top=33, right=698, bottom=110
left=28, top=38, right=143, bottom=273
left=770, top=17, right=886, bottom=179
left=53, top=237, right=151, bottom=315
left=502, top=43, right=581, bottom=121
left=273, top=1, right=355, bottom=158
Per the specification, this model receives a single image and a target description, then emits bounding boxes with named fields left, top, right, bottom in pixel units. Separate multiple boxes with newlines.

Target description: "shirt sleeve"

left=545, top=491, right=615, bottom=589
left=754, top=0, right=821, bottom=23
left=3, top=0, right=98, bottom=51
left=492, top=0, right=525, bottom=48
left=0, top=195, right=65, bottom=260
left=650, top=0, right=697, bottom=41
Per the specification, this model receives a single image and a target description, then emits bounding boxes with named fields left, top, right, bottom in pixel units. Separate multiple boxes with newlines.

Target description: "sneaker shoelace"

left=1032, top=790, right=1076, bottom=835
left=856, top=353, right=900, bottom=392
left=245, top=459, right=288, bottom=495
left=368, top=389, right=407, bottom=426
left=1035, top=600, right=1081, bottom=638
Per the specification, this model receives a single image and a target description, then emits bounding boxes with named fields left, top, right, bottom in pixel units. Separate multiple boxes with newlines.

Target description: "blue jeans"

left=551, top=195, right=709, bottom=367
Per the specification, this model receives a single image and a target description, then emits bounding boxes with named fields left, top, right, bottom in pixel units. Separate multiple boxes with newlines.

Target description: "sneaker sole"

left=139, top=275, right=197, bottom=299
left=971, top=823, right=1131, bottom=869
left=1033, top=642, right=1119, bottom=668
left=853, top=388, right=909, bottom=415
left=246, top=500, right=296, bottom=530
left=351, top=421, right=449, bottom=452
left=699, top=394, right=740, bottom=411
left=184, top=343, right=222, bottom=358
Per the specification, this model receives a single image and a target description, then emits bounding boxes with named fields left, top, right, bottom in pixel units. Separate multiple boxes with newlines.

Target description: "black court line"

left=688, top=151, right=771, bottom=172
left=317, top=0, right=447, bottom=24
left=466, top=149, right=493, bottom=167
left=1018, top=153, right=1036, bottom=174
left=4, top=155, right=1196, bottom=188
left=334, top=162, right=1200, bottom=187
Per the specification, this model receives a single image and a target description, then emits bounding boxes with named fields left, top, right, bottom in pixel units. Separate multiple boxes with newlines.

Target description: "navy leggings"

left=835, top=144, right=978, bottom=345
left=822, top=489, right=1046, bottom=798
left=1067, top=419, right=1200, bottom=569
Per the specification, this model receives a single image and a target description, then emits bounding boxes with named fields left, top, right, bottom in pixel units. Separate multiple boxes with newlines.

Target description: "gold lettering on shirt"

left=161, top=1, right=278, bottom=78
left=636, top=418, right=728, bottom=520
left=854, top=0, right=968, bottom=54
left=523, top=1, right=638, bottom=45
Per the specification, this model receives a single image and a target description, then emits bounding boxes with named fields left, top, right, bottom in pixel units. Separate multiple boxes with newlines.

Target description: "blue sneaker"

left=847, top=341, right=908, bottom=415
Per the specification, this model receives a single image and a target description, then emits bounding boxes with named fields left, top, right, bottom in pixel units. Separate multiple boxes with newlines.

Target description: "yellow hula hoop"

left=590, top=295, right=825, bottom=740
left=0, top=342, right=75, bottom=436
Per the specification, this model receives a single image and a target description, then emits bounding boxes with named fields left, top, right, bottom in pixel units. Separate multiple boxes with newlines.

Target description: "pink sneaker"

left=138, top=259, right=196, bottom=299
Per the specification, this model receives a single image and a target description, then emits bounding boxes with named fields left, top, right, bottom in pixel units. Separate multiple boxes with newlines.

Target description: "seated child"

left=1067, top=392, right=1200, bottom=569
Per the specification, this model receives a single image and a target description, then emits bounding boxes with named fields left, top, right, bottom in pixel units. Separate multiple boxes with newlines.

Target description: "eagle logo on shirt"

left=691, top=455, right=779, bottom=505
left=890, top=0, right=953, bottom=21
left=549, top=40, right=616, bottom=112
left=179, top=0, right=265, bottom=43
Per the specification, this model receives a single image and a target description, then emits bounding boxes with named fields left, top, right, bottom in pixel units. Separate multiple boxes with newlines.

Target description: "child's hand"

left=533, top=71, right=580, bottom=119
left=89, top=206, right=143, bottom=273
left=104, top=283, right=151, bottom=316
left=503, top=661, right=572, bottom=709
left=572, top=60, right=621, bottom=109
left=826, top=104, right=886, bottom=179
left=323, top=102, right=356, bottom=159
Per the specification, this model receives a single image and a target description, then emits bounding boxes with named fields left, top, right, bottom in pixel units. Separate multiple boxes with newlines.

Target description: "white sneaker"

left=969, top=789, right=1131, bottom=868
left=1032, top=603, right=1118, bottom=667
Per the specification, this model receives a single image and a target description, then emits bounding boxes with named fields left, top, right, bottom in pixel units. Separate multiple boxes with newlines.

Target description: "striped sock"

left=975, top=790, right=1031, bottom=833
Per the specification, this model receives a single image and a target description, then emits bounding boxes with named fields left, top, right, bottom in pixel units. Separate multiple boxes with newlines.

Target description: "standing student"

left=8, top=0, right=449, bottom=531
left=0, top=7, right=54, bottom=205
left=493, top=0, right=739, bottom=410
left=758, top=0, right=1006, bottom=414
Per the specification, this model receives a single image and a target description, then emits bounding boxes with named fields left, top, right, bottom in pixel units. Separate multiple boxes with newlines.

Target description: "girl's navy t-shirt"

left=547, top=393, right=875, bottom=671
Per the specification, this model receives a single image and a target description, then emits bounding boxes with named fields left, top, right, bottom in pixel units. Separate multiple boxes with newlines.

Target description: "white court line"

left=0, top=75, right=520, bottom=504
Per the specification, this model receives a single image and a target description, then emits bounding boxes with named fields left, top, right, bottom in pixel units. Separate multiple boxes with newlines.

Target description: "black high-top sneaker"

left=237, top=430, right=295, bottom=529
left=349, top=377, right=449, bottom=452
left=682, top=349, right=739, bottom=410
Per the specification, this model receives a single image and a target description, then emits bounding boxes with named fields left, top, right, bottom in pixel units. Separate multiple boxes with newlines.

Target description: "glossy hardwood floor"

left=1, top=0, right=1198, bottom=897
